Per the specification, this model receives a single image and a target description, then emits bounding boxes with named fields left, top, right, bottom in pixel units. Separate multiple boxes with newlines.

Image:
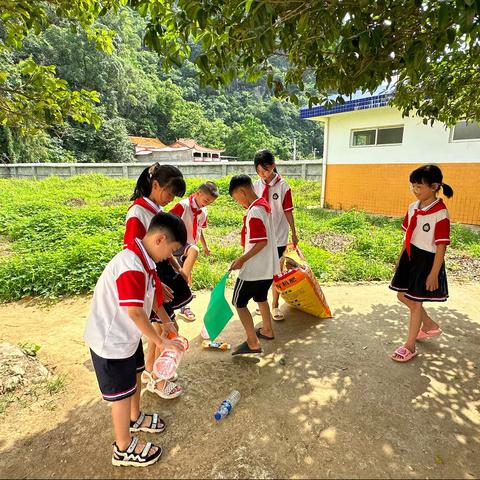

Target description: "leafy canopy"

left=1, top=0, right=479, bottom=132
left=0, top=0, right=124, bottom=130
left=136, top=0, right=480, bottom=124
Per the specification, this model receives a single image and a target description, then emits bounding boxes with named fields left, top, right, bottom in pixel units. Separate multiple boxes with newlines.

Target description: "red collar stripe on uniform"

left=128, top=197, right=161, bottom=215
left=125, top=238, right=164, bottom=307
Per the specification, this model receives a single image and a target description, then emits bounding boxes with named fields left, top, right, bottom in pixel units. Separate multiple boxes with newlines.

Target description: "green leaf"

left=245, top=0, right=254, bottom=13
left=438, top=3, right=450, bottom=30
left=359, top=33, right=370, bottom=55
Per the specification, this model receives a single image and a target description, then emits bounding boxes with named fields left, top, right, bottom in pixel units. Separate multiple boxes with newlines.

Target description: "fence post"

left=70, top=165, right=76, bottom=176
left=221, top=163, right=227, bottom=177
left=32, top=165, right=36, bottom=179
left=122, top=165, right=128, bottom=177
left=301, top=162, right=307, bottom=179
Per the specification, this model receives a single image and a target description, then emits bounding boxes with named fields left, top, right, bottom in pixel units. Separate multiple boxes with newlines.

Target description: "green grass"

left=0, top=175, right=479, bottom=302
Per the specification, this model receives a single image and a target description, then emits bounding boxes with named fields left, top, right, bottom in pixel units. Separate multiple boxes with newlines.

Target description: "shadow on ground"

left=1, top=300, right=479, bottom=479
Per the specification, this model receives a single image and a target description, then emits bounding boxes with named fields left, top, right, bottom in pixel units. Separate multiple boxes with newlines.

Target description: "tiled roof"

left=128, top=136, right=167, bottom=148
left=300, top=81, right=396, bottom=119
left=300, top=93, right=393, bottom=119
left=169, top=138, right=224, bottom=153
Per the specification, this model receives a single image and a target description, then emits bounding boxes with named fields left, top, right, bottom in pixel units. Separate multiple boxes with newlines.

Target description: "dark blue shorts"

left=90, top=341, right=144, bottom=402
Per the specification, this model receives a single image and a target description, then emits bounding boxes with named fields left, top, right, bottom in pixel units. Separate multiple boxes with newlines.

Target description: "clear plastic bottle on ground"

left=214, top=390, right=241, bottom=421
left=153, top=335, right=189, bottom=380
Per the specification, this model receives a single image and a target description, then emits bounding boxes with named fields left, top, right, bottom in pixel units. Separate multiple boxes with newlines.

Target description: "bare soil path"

left=0, top=282, right=479, bottom=479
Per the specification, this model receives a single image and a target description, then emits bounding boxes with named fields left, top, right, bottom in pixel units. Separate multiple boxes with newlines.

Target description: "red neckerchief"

left=127, top=197, right=161, bottom=215
left=189, top=194, right=201, bottom=241
left=248, top=197, right=272, bottom=213
left=241, top=216, right=247, bottom=247
left=261, top=173, right=282, bottom=202
left=404, top=199, right=443, bottom=258
left=241, top=197, right=272, bottom=246
left=125, top=238, right=164, bottom=307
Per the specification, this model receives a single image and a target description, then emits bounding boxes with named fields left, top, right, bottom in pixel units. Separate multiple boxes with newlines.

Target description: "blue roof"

left=300, top=83, right=395, bottom=119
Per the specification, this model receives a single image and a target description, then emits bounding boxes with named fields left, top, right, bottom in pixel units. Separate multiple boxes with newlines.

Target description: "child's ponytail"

left=131, top=165, right=153, bottom=200
left=441, top=183, right=454, bottom=198
left=130, top=163, right=186, bottom=201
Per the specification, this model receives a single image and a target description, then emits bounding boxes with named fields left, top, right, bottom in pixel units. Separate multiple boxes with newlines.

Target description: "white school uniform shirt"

left=84, top=239, right=156, bottom=359
left=238, top=197, right=280, bottom=281
left=169, top=195, right=208, bottom=245
left=402, top=198, right=451, bottom=253
left=123, top=197, right=162, bottom=247
left=253, top=173, right=294, bottom=247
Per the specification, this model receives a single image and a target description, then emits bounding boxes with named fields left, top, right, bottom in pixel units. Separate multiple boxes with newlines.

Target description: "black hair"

left=198, top=181, right=219, bottom=198
left=229, top=174, right=253, bottom=196
left=409, top=164, right=454, bottom=198
left=147, top=212, right=187, bottom=246
left=254, top=149, right=278, bottom=173
left=131, top=163, right=186, bottom=201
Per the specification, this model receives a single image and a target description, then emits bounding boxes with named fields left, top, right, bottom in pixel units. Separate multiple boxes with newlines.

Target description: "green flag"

left=204, top=272, right=234, bottom=340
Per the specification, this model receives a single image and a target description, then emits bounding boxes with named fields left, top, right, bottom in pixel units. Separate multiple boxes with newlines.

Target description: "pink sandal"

left=176, top=306, right=196, bottom=322
left=417, top=328, right=442, bottom=340
left=391, top=346, right=418, bottom=363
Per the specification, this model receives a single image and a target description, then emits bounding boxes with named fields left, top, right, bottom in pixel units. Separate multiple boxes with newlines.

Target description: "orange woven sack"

left=273, top=244, right=332, bottom=319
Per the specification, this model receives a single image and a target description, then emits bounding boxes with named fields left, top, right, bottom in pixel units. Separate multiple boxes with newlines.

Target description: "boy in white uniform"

left=228, top=175, right=280, bottom=355
left=253, top=149, right=298, bottom=321
left=170, top=181, right=219, bottom=321
left=84, top=213, right=186, bottom=467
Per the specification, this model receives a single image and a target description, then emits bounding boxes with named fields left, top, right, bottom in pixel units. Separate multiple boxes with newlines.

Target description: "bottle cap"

left=214, top=412, right=222, bottom=421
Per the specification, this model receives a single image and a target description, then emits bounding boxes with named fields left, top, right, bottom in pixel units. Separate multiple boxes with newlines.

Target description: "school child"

left=228, top=174, right=280, bottom=355
left=389, top=164, right=454, bottom=363
left=124, top=163, right=191, bottom=398
left=170, top=181, right=219, bottom=321
left=84, top=213, right=187, bottom=467
left=253, top=150, right=298, bottom=321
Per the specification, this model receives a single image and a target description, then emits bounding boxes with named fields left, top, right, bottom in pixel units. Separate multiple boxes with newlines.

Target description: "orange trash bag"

left=273, top=244, right=332, bottom=319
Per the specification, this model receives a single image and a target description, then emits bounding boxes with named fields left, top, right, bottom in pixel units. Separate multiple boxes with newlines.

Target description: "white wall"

left=0, top=161, right=323, bottom=181
left=322, top=106, right=480, bottom=165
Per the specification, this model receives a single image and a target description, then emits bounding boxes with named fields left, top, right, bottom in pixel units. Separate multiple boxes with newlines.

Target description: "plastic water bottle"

left=153, top=335, right=189, bottom=380
left=214, top=390, right=240, bottom=421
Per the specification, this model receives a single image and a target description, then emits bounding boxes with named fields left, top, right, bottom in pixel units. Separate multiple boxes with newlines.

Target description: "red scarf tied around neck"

left=189, top=195, right=201, bottom=241
left=125, top=239, right=164, bottom=307
left=404, top=208, right=428, bottom=258
left=261, top=174, right=281, bottom=202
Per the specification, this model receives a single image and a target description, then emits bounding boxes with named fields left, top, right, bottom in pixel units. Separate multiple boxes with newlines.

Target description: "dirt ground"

left=0, top=282, right=479, bottom=479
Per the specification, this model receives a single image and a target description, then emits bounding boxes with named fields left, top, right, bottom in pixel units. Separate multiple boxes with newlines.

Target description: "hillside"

left=0, top=9, right=323, bottom=164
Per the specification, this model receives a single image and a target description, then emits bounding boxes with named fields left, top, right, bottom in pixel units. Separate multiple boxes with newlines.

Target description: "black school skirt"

left=389, top=244, right=448, bottom=302
left=156, top=260, right=193, bottom=317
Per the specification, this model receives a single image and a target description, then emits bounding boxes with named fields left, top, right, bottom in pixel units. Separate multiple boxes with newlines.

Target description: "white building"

left=301, top=88, right=480, bottom=225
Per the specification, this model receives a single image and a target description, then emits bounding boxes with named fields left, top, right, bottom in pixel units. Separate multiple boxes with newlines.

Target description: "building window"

left=352, top=129, right=376, bottom=146
left=451, top=120, right=480, bottom=141
left=351, top=126, right=404, bottom=147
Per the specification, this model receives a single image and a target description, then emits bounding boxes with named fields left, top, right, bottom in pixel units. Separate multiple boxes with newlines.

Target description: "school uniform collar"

left=261, top=173, right=282, bottom=187
left=189, top=194, right=201, bottom=212
left=405, top=198, right=445, bottom=258
left=128, top=197, right=161, bottom=215
left=247, top=197, right=272, bottom=213
left=414, top=198, right=445, bottom=214
left=125, top=238, right=163, bottom=307
left=133, top=238, right=157, bottom=272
